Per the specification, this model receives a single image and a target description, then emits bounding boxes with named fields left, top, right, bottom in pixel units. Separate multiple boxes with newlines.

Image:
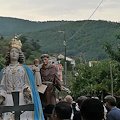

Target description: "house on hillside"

left=89, top=61, right=98, bottom=67
left=49, top=56, right=58, bottom=64
left=58, top=54, right=64, bottom=59
left=58, top=54, right=75, bottom=67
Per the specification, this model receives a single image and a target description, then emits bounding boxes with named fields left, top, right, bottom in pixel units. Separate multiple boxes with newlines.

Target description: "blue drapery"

left=22, top=65, right=44, bottom=120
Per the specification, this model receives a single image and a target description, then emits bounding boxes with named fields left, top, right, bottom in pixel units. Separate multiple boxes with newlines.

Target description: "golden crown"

left=9, top=35, right=22, bottom=49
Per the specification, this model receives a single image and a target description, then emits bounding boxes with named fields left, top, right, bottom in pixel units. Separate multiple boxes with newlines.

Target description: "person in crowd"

left=81, top=98, right=104, bottom=120
left=59, top=96, right=63, bottom=101
left=0, top=36, right=44, bottom=120
left=52, top=101, right=72, bottom=120
left=64, top=95, right=73, bottom=105
left=104, top=95, right=120, bottom=120
left=73, top=96, right=87, bottom=120
left=43, top=104, right=55, bottom=120
left=92, top=96, right=107, bottom=120
left=64, top=95, right=75, bottom=120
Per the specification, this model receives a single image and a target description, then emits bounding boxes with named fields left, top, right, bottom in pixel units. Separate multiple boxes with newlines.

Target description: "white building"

left=58, top=54, right=75, bottom=67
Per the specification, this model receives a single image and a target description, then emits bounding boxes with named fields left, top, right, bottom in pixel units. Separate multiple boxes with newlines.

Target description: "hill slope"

left=0, top=17, right=68, bottom=35
left=0, top=17, right=120, bottom=61
left=23, top=20, right=120, bottom=61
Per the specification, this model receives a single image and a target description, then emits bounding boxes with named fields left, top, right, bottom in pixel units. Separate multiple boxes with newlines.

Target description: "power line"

left=67, top=0, right=104, bottom=42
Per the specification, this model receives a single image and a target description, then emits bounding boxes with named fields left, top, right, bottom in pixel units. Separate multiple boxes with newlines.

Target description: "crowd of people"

left=43, top=95, right=120, bottom=120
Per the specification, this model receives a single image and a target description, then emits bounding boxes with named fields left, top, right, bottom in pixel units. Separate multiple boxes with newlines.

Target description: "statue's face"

left=10, top=47, right=19, bottom=62
left=34, top=59, right=39, bottom=66
left=42, top=57, right=49, bottom=65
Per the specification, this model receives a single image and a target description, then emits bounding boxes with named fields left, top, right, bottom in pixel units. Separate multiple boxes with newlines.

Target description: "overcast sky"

left=0, top=0, right=120, bottom=22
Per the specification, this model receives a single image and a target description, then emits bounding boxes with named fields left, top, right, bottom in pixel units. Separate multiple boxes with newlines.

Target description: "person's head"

left=34, top=59, right=39, bottom=66
left=6, top=36, right=25, bottom=65
left=104, top=95, right=116, bottom=111
left=81, top=98, right=104, bottom=120
left=76, top=96, right=87, bottom=108
left=52, top=101, right=72, bottom=120
left=43, top=104, right=55, bottom=118
left=59, top=96, right=63, bottom=101
left=41, top=54, right=50, bottom=65
left=64, top=95, right=73, bottom=105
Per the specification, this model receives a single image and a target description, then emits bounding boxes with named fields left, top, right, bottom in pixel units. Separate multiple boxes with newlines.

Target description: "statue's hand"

left=0, top=96, right=5, bottom=105
left=23, top=87, right=32, bottom=104
left=61, top=86, right=71, bottom=93
left=23, top=87, right=31, bottom=96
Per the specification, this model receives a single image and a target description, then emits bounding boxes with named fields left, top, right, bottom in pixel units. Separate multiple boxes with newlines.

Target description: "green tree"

left=21, top=36, right=42, bottom=64
left=104, top=41, right=120, bottom=62
left=70, top=59, right=120, bottom=99
left=0, top=54, right=5, bottom=70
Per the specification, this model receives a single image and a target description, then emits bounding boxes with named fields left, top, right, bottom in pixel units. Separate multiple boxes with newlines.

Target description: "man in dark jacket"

left=81, top=98, right=104, bottom=120
left=104, top=95, right=120, bottom=120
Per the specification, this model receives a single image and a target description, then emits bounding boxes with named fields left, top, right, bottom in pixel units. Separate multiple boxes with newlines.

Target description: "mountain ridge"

left=0, top=17, right=120, bottom=61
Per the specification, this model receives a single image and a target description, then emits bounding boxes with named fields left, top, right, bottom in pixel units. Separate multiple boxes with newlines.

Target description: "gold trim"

left=32, top=111, right=34, bottom=120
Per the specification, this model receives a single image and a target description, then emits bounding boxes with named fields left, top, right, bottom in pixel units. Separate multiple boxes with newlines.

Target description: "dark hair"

left=6, top=47, right=25, bottom=66
left=76, top=96, right=87, bottom=108
left=81, top=98, right=104, bottom=120
left=54, top=101, right=72, bottom=119
left=43, top=104, right=55, bottom=116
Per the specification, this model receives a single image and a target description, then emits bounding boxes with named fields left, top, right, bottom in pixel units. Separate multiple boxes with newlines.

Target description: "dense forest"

left=23, top=20, right=120, bottom=61
left=0, top=17, right=120, bottom=61
left=0, top=17, right=68, bottom=35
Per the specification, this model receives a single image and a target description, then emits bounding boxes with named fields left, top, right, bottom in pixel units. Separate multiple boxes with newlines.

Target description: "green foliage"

left=0, top=54, right=5, bottom=70
left=0, top=17, right=67, bottom=35
left=104, top=38, right=120, bottom=62
left=23, top=20, right=120, bottom=61
left=0, top=36, right=4, bottom=40
left=0, top=17, right=120, bottom=61
left=0, top=38, right=10, bottom=70
left=20, top=36, right=42, bottom=64
left=70, top=59, right=120, bottom=98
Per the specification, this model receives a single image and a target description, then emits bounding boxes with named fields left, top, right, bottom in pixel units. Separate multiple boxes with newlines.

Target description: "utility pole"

left=58, top=31, right=67, bottom=86
left=110, top=62, right=113, bottom=96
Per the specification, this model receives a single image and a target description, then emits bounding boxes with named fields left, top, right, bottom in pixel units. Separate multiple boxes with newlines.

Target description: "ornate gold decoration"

left=9, top=35, right=22, bottom=49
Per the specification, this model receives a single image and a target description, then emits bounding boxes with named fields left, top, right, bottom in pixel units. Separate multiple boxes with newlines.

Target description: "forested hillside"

left=23, top=20, right=120, bottom=61
left=0, top=17, right=68, bottom=35
left=0, top=17, right=120, bottom=61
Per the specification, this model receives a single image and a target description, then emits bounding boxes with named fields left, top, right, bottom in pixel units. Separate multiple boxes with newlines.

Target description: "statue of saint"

left=0, top=36, right=44, bottom=120
left=40, top=54, right=63, bottom=107
left=31, top=59, right=42, bottom=86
